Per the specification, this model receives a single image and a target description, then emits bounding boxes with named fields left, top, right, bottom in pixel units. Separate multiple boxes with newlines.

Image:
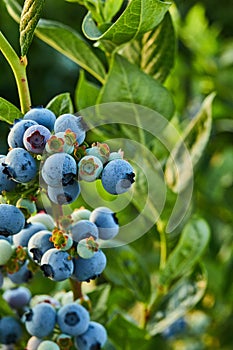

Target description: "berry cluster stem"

left=69, top=278, right=83, bottom=300
left=0, top=31, right=31, bottom=113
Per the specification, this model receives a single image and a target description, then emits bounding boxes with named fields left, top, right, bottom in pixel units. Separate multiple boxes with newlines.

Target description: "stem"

left=0, top=31, right=31, bottom=113
left=69, top=278, right=83, bottom=300
left=157, top=219, right=167, bottom=270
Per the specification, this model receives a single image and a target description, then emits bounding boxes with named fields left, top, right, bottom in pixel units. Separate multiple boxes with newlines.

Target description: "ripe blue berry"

left=47, top=179, right=80, bottom=205
left=76, top=321, right=107, bottom=350
left=90, top=207, right=119, bottom=240
left=0, top=157, right=17, bottom=192
left=8, top=261, right=33, bottom=284
left=40, top=248, right=74, bottom=281
left=0, top=316, right=22, bottom=345
left=3, top=286, right=31, bottom=309
left=13, top=222, right=46, bottom=247
left=41, top=152, right=77, bottom=187
left=7, top=119, right=38, bottom=148
left=72, top=249, right=107, bottom=282
left=0, top=204, right=25, bottom=236
left=23, top=106, right=56, bottom=131
left=3, top=148, right=37, bottom=183
left=23, top=124, right=51, bottom=154
left=27, top=230, right=54, bottom=263
left=101, top=159, right=135, bottom=194
left=54, top=113, right=86, bottom=145
left=57, top=302, right=90, bottom=336
left=24, top=302, right=57, bottom=338
left=78, top=155, right=103, bottom=182
left=69, top=220, right=99, bottom=243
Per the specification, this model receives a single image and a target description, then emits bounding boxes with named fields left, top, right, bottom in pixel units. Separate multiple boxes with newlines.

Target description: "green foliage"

left=20, top=0, right=45, bottom=56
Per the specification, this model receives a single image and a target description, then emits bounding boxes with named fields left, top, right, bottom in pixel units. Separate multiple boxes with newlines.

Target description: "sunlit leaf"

left=165, top=93, right=215, bottom=192
left=120, top=12, right=176, bottom=83
left=98, top=54, right=174, bottom=119
left=82, top=0, right=171, bottom=45
left=46, top=92, right=74, bottom=116
left=75, top=70, right=100, bottom=110
left=0, top=97, right=23, bottom=123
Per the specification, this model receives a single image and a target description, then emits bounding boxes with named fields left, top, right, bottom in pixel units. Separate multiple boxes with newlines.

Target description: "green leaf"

left=103, top=0, right=124, bottom=23
left=20, top=0, right=45, bottom=56
left=75, top=70, right=100, bottom=110
left=121, top=12, right=176, bottom=83
left=3, top=0, right=106, bottom=83
left=82, top=0, right=171, bottom=46
left=98, top=54, right=174, bottom=119
left=106, top=312, right=148, bottom=348
left=0, top=97, right=23, bottom=123
left=88, top=284, right=111, bottom=321
left=104, top=245, right=151, bottom=302
left=46, top=92, right=74, bottom=116
left=159, top=217, right=211, bottom=287
left=165, top=93, right=215, bottom=192
left=0, top=294, right=14, bottom=316
left=147, top=264, right=208, bottom=336
left=35, top=19, right=106, bottom=83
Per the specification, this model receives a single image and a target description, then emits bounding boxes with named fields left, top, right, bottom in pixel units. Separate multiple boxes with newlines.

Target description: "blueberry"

left=54, top=113, right=86, bottom=145
left=27, top=212, right=55, bottom=230
left=3, top=148, right=37, bottom=183
left=0, top=316, right=22, bottom=345
left=3, top=286, right=31, bottom=309
left=0, top=239, right=13, bottom=265
left=71, top=208, right=91, bottom=222
left=90, top=207, right=119, bottom=240
left=46, top=131, right=75, bottom=154
left=0, top=204, right=25, bottom=236
left=26, top=336, right=43, bottom=350
left=76, top=321, right=107, bottom=350
left=85, top=142, right=110, bottom=164
left=23, top=106, right=56, bottom=131
left=23, top=124, right=51, bottom=154
left=13, top=222, right=46, bottom=247
left=0, top=270, right=4, bottom=288
left=101, top=159, right=135, bottom=194
left=8, top=261, right=33, bottom=284
left=47, top=179, right=80, bottom=205
left=0, top=157, right=17, bottom=192
left=40, top=248, right=74, bottom=281
left=72, top=249, right=107, bottom=282
left=27, top=230, right=54, bottom=263
left=78, top=155, right=103, bottom=182
left=57, top=302, right=90, bottom=336
left=7, top=119, right=38, bottom=148
left=24, top=302, right=57, bottom=338
left=41, top=152, right=77, bottom=187
left=37, top=340, right=60, bottom=350
left=69, top=219, right=99, bottom=243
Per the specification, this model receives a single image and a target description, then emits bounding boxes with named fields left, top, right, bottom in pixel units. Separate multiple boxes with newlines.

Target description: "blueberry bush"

left=0, top=0, right=232, bottom=349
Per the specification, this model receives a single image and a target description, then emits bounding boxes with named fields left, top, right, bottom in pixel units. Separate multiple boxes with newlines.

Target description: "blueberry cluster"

left=0, top=286, right=107, bottom=349
left=1, top=106, right=135, bottom=205
left=0, top=106, right=135, bottom=348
